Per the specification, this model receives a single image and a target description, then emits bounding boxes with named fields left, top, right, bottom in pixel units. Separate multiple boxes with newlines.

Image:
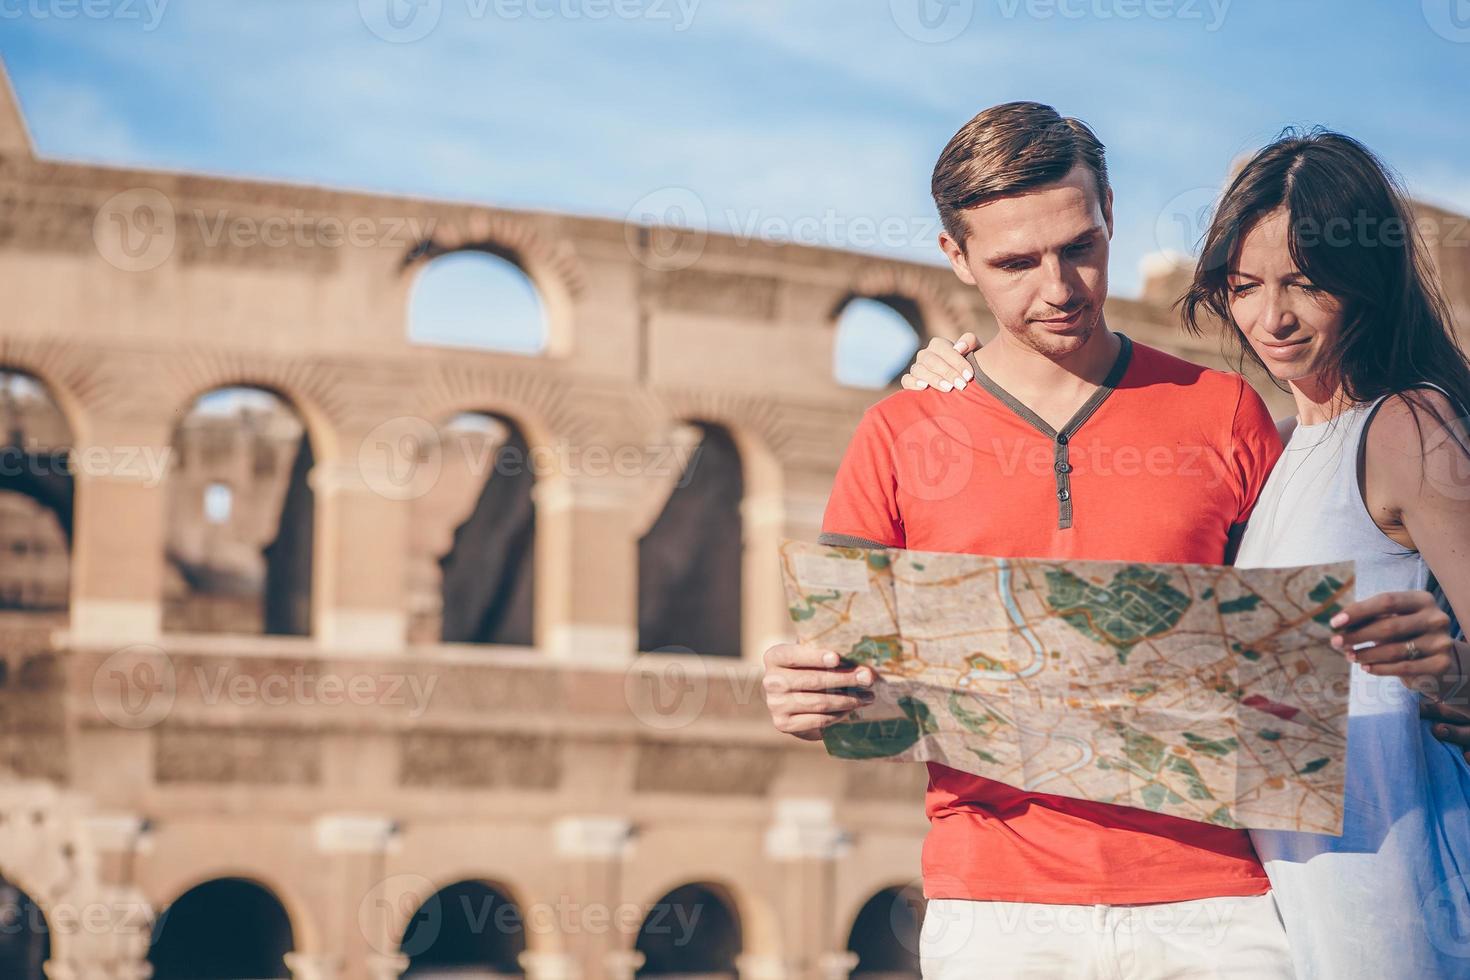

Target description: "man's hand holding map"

left=779, top=539, right=1355, bottom=834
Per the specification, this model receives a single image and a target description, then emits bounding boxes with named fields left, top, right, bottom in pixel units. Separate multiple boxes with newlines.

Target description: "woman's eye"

left=1229, top=283, right=1257, bottom=296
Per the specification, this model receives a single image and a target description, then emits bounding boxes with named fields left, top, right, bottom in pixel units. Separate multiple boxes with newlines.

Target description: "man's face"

left=939, top=163, right=1114, bottom=358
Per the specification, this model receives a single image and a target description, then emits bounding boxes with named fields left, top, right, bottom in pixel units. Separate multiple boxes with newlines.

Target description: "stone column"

left=41, top=886, right=156, bottom=980
left=735, top=952, right=791, bottom=980
left=363, top=953, right=409, bottom=980
left=312, top=814, right=401, bottom=980
left=85, top=813, right=153, bottom=891
left=602, top=949, right=645, bottom=980
left=551, top=815, right=635, bottom=980
left=309, top=458, right=409, bottom=651
left=284, top=952, right=344, bottom=980
left=764, top=798, right=851, bottom=980
left=742, top=486, right=829, bottom=663
left=534, top=476, right=639, bottom=660
left=517, top=950, right=581, bottom=980
left=68, top=421, right=172, bottom=645
left=816, top=951, right=860, bottom=980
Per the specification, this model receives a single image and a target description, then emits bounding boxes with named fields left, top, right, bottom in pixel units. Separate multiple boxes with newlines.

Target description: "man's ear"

left=938, top=230, right=978, bottom=287
left=1103, top=185, right=1115, bottom=238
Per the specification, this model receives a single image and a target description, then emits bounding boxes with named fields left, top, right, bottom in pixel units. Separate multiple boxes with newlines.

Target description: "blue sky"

left=3, top=0, right=1469, bottom=382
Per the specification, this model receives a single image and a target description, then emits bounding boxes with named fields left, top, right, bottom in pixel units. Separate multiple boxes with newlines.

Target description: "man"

left=761, top=103, right=1295, bottom=977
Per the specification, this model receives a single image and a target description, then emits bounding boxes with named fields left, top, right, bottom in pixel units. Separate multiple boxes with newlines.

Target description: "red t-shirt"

left=820, top=335, right=1284, bottom=904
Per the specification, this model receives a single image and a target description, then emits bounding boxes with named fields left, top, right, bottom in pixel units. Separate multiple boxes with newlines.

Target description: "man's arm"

left=763, top=406, right=903, bottom=740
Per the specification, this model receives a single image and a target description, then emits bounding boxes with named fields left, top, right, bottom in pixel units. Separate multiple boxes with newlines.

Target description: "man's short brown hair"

left=931, top=102, right=1109, bottom=250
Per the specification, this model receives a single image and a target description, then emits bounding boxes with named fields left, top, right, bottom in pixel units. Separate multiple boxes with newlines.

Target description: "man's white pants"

left=919, top=893, right=1296, bottom=979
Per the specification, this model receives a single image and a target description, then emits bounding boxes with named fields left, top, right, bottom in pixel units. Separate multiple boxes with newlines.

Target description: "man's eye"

left=1065, top=242, right=1094, bottom=256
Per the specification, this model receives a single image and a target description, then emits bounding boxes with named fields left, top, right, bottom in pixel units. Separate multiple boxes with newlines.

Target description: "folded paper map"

left=779, top=539, right=1355, bottom=833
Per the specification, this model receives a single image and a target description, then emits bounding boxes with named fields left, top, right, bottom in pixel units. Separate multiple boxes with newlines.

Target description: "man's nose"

left=1039, top=258, right=1075, bottom=308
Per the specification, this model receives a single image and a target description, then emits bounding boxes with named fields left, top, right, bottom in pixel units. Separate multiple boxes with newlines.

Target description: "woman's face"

left=1226, top=208, right=1347, bottom=384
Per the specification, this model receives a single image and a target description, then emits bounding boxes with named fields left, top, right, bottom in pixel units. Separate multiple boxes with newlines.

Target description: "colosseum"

left=1, top=55, right=1467, bottom=980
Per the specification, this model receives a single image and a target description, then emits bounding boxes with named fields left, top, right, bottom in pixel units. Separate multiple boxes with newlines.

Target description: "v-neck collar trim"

left=969, top=332, right=1133, bottom=442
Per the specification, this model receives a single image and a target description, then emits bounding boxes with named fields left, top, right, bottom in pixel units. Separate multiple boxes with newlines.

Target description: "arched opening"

left=407, top=412, right=535, bottom=646
left=163, top=386, right=314, bottom=636
left=409, top=250, right=548, bottom=354
left=846, top=886, right=924, bottom=979
left=401, top=880, right=526, bottom=978
left=149, top=877, right=294, bottom=980
left=0, top=877, right=50, bottom=980
left=0, top=370, right=73, bottom=628
left=635, top=882, right=740, bottom=978
left=637, top=422, right=742, bottom=657
left=832, top=296, right=923, bottom=389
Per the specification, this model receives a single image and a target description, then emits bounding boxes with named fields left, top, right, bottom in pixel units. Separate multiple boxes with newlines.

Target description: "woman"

left=897, top=131, right=1470, bottom=978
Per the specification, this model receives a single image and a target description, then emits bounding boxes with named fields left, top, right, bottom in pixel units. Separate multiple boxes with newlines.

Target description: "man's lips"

left=1034, top=308, right=1086, bottom=325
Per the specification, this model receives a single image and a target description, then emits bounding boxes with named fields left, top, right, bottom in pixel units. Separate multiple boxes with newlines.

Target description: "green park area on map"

left=779, top=539, right=1355, bottom=834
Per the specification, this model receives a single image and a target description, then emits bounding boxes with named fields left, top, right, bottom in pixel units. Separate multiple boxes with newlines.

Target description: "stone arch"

left=626, top=395, right=790, bottom=660
left=402, top=212, right=587, bottom=359
left=0, top=874, right=50, bottom=980
left=378, top=874, right=552, bottom=959
left=408, top=410, right=538, bottom=646
left=843, top=264, right=969, bottom=345
left=840, top=884, right=924, bottom=979
left=632, top=880, right=742, bottom=977
left=162, top=384, right=317, bottom=636
left=411, top=373, right=577, bottom=471
left=0, top=340, right=97, bottom=450
left=398, top=877, right=531, bottom=976
left=407, top=250, right=550, bottom=355
left=0, top=366, right=75, bottom=613
left=629, top=874, right=781, bottom=966
left=148, top=875, right=297, bottom=979
left=636, top=420, right=744, bottom=657
left=830, top=296, right=924, bottom=389
left=164, top=366, right=343, bottom=472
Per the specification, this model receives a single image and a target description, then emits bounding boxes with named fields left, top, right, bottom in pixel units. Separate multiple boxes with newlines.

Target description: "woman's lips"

left=1258, top=339, right=1311, bottom=360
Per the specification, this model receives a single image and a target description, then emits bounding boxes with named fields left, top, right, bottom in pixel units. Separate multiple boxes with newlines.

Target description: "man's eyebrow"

left=984, top=228, right=1103, bottom=267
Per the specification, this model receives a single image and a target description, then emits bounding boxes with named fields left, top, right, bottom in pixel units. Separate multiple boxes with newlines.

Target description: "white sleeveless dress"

left=1233, top=390, right=1470, bottom=979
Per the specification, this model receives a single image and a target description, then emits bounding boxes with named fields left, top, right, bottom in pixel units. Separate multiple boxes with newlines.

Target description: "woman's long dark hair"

left=1181, top=129, right=1470, bottom=443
